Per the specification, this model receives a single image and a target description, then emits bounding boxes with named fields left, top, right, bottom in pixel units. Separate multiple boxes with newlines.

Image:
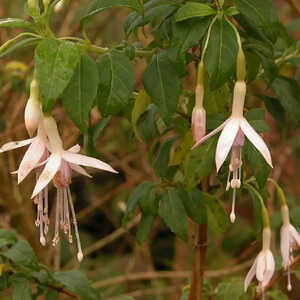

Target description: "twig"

left=92, top=260, right=252, bottom=289
left=253, top=254, right=300, bottom=299
left=287, top=0, right=300, bottom=15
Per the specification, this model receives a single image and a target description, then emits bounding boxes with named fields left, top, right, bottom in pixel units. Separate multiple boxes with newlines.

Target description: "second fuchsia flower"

left=193, top=80, right=273, bottom=222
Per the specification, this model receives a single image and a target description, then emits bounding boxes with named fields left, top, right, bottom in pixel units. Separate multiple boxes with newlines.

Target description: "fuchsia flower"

left=29, top=116, right=117, bottom=261
left=1, top=111, right=117, bottom=262
left=193, top=81, right=273, bottom=222
left=244, top=228, right=275, bottom=295
left=280, top=205, right=300, bottom=290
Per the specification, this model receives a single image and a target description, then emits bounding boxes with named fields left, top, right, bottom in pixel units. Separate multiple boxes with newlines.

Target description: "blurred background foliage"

left=0, top=0, right=299, bottom=299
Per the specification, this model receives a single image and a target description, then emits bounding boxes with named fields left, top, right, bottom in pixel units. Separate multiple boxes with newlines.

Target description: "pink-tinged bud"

left=191, top=106, right=206, bottom=143
left=25, top=80, right=41, bottom=137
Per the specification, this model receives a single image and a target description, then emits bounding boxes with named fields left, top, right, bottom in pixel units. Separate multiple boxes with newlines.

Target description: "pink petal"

left=17, top=139, right=45, bottom=184
left=70, top=163, right=92, bottom=178
left=68, top=144, right=81, bottom=153
left=280, top=226, right=290, bottom=268
left=262, top=250, right=275, bottom=288
left=31, top=154, right=62, bottom=198
left=289, top=224, right=300, bottom=247
left=240, top=119, right=273, bottom=168
left=215, top=118, right=240, bottom=172
left=244, top=257, right=258, bottom=291
left=192, top=119, right=228, bottom=149
left=256, top=251, right=266, bottom=282
left=0, top=139, right=34, bottom=152
left=62, top=151, right=118, bottom=174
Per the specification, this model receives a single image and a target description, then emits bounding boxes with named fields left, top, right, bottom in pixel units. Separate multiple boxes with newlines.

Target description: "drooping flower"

left=193, top=81, right=273, bottom=222
left=244, top=227, right=275, bottom=295
left=30, top=115, right=117, bottom=261
left=280, top=205, right=300, bottom=291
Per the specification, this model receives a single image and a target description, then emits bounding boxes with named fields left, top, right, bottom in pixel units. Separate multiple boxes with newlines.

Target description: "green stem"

left=267, top=178, right=287, bottom=206
left=245, top=183, right=270, bottom=228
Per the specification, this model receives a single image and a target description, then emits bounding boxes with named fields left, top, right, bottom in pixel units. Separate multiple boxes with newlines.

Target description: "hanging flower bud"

left=25, top=79, right=41, bottom=137
left=192, top=60, right=206, bottom=143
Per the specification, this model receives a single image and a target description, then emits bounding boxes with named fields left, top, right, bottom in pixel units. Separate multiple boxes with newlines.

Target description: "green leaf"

left=0, top=229, right=17, bottom=248
left=232, top=0, right=279, bottom=43
left=168, top=17, right=210, bottom=68
left=184, top=135, right=218, bottom=188
left=153, top=137, right=177, bottom=179
left=125, top=181, right=155, bottom=216
left=45, top=289, right=58, bottom=300
left=204, top=18, right=238, bottom=90
left=0, top=37, right=40, bottom=59
left=258, top=96, right=285, bottom=123
left=0, top=18, right=33, bottom=29
left=143, top=52, right=181, bottom=121
left=139, top=187, right=157, bottom=216
left=175, top=2, right=215, bottom=22
left=84, top=0, right=141, bottom=21
left=159, top=188, right=188, bottom=241
left=245, top=108, right=269, bottom=133
left=246, top=186, right=263, bottom=235
left=97, top=50, right=135, bottom=116
left=132, top=90, right=151, bottom=141
left=62, top=55, right=99, bottom=132
left=35, top=39, right=80, bottom=112
left=179, top=187, right=206, bottom=224
left=2, top=241, right=38, bottom=269
left=53, top=270, right=100, bottom=300
left=124, top=0, right=179, bottom=36
left=271, top=76, right=300, bottom=126
left=244, top=140, right=271, bottom=189
left=136, top=104, right=159, bottom=142
left=216, top=278, right=244, bottom=300
left=11, top=273, right=32, bottom=300
left=136, top=214, right=155, bottom=244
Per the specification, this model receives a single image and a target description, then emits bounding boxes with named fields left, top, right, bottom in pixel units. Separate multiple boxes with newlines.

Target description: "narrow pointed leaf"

left=159, top=188, right=188, bottom=241
left=62, top=55, right=99, bottom=132
left=204, top=18, right=238, bottom=90
left=143, top=52, right=181, bottom=121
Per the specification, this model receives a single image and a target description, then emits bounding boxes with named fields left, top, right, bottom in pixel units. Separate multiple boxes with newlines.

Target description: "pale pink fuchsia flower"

left=193, top=81, right=273, bottom=222
left=30, top=116, right=117, bottom=261
left=280, top=205, right=300, bottom=291
left=244, top=227, right=275, bottom=296
left=24, top=79, right=41, bottom=137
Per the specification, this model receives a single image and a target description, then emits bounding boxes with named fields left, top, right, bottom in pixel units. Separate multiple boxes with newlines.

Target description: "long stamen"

left=287, top=264, right=292, bottom=291
left=38, top=192, right=46, bottom=246
left=44, top=185, right=49, bottom=234
left=53, top=188, right=61, bottom=246
left=230, top=188, right=236, bottom=223
left=67, top=187, right=83, bottom=262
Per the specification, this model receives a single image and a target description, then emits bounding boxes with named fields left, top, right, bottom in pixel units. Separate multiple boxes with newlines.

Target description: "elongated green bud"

left=237, top=48, right=246, bottom=82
